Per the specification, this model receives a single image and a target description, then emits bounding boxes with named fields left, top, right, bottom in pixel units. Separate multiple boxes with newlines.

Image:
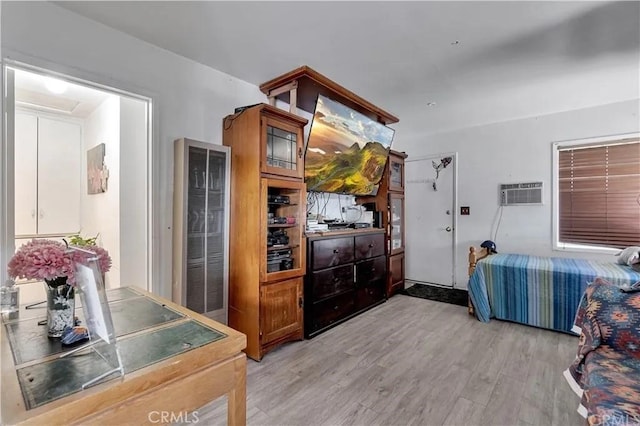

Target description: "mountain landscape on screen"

left=305, top=95, right=395, bottom=195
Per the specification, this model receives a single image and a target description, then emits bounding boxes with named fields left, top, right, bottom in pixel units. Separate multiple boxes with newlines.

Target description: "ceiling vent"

left=499, top=182, right=543, bottom=206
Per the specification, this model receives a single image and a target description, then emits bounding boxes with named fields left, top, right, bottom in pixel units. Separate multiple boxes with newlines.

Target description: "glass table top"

left=3, top=287, right=227, bottom=410
left=4, top=288, right=184, bottom=365
left=17, top=320, right=226, bottom=409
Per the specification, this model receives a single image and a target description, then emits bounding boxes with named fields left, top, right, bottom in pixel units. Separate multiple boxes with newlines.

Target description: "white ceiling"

left=15, top=68, right=112, bottom=119
left=56, top=1, right=640, bottom=135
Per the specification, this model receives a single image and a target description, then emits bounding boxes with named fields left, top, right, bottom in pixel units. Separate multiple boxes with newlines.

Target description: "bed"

left=467, top=247, right=640, bottom=333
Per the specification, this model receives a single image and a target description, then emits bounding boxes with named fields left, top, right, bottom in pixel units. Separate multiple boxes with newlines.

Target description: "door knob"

left=445, top=226, right=452, bottom=232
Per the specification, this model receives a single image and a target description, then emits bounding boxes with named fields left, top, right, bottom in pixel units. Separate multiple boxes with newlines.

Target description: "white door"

left=14, top=112, right=38, bottom=236
left=405, top=155, right=456, bottom=287
left=37, top=117, right=82, bottom=235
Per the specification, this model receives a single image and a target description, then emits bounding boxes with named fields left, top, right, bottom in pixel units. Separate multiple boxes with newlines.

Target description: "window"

left=554, top=134, right=640, bottom=251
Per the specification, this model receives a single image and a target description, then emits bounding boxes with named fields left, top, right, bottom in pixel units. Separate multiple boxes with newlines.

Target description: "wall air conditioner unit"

left=499, top=182, right=543, bottom=206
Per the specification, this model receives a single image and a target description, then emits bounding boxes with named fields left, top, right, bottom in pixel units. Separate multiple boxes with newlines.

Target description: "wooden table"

left=1, top=288, right=247, bottom=425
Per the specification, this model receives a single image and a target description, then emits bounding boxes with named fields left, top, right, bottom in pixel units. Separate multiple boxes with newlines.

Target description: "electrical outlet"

left=461, top=206, right=470, bottom=215
left=341, top=207, right=347, bottom=213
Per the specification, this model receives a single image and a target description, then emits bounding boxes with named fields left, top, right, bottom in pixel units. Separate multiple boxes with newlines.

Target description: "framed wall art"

left=87, top=143, right=109, bottom=194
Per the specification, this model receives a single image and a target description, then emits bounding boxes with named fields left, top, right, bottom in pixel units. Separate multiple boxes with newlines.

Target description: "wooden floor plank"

left=480, top=373, right=526, bottom=425
left=442, top=397, right=486, bottom=426
left=185, top=295, right=583, bottom=426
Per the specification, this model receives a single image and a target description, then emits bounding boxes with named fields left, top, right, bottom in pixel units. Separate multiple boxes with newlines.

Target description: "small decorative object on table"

left=7, top=238, right=111, bottom=338
left=60, top=325, right=90, bottom=346
left=1, top=279, right=19, bottom=314
left=44, top=276, right=76, bottom=337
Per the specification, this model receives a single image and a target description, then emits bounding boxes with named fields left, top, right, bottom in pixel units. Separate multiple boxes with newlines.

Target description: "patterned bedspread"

left=468, top=254, right=640, bottom=333
left=564, top=279, right=640, bottom=425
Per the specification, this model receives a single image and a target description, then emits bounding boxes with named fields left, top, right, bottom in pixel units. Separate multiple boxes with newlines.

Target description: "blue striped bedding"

left=468, top=254, right=640, bottom=333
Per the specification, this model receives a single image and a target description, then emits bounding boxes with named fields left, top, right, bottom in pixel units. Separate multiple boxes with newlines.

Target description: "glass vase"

left=44, top=278, right=75, bottom=338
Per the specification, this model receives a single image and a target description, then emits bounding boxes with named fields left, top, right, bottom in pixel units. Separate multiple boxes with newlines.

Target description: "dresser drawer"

left=311, top=264, right=354, bottom=300
left=355, top=233, right=385, bottom=260
left=311, top=291, right=355, bottom=332
left=355, top=284, right=385, bottom=311
left=356, top=255, right=387, bottom=287
left=311, top=237, right=354, bottom=270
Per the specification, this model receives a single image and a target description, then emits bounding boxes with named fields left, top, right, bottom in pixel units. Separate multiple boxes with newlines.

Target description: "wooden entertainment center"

left=224, top=66, right=403, bottom=358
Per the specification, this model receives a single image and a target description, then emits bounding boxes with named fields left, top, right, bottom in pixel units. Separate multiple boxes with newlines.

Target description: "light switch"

left=461, top=206, right=470, bottom=215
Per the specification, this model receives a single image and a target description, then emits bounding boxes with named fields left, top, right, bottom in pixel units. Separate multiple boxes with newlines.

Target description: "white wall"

left=306, top=193, right=359, bottom=222
left=1, top=1, right=265, bottom=298
left=82, top=96, right=120, bottom=288
left=119, top=96, right=147, bottom=290
left=396, top=99, right=640, bottom=289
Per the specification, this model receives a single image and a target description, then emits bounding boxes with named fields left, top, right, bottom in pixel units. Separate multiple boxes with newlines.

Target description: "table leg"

left=227, top=353, right=247, bottom=426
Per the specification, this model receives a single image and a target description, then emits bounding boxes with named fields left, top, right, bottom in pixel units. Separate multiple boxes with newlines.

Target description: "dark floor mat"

left=401, top=283, right=468, bottom=307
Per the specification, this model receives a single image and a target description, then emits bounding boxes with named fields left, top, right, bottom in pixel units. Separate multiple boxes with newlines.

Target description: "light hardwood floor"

left=192, top=295, right=584, bottom=426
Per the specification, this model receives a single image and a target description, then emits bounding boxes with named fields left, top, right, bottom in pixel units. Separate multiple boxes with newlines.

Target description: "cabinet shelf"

left=268, top=202, right=298, bottom=206
left=188, top=188, right=224, bottom=196
left=187, top=232, right=223, bottom=237
left=267, top=244, right=300, bottom=252
left=267, top=224, right=298, bottom=228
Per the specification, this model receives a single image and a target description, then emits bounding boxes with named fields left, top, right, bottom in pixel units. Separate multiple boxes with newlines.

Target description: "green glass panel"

left=4, top=295, right=183, bottom=365
left=17, top=320, right=226, bottom=410
left=2, top=286, right=140, bottom=324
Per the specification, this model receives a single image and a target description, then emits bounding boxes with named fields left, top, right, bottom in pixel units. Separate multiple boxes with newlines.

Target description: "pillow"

left=616, top=246, right=640, bottom=266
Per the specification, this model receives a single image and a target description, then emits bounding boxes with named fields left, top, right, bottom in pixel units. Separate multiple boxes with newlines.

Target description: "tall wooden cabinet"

left=358, top=150, right=408, bottom=297
left=173, top=138, right=230, bottom=324
left=223, top=104, right=308, bottom=361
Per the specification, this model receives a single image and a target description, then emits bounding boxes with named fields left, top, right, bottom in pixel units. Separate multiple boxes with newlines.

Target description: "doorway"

left=405, top=153, right=457, bottom=288
left=3, top=64, right=152, bottom=304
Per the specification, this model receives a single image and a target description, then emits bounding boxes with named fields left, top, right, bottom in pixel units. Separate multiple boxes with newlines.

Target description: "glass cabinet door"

left=183, top=143, right=229, bottom=323
left=205, top=150, right=226, bottom=318
left=389, top=193, right=405, bottom=255
left=186, top=147, right=207, bottom=314
left=388, top=155, right=405, bottom=192
left=261, top=115, right=304, bottom=179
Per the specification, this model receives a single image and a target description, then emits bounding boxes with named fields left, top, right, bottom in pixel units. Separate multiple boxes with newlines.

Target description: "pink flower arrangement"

left=8, top=239, right=112, bottom=285
left=84, top=245, right=112, bottom=276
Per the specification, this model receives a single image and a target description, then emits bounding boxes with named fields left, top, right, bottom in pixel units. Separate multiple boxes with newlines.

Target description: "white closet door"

left=14, top=113, right=38, bottom=236
left=37, top=117, right=82, bottom=235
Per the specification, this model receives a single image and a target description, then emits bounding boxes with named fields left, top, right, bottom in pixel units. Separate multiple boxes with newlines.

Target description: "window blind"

left=558, top=139, right=640, bottom=249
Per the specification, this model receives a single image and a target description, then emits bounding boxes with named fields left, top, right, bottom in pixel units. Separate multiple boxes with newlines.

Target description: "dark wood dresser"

left=304, top=229, right=386, bottom=338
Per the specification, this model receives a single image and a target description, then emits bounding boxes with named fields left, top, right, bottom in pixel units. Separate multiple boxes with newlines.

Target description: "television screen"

left=304, top=95, right=395, bottom=196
